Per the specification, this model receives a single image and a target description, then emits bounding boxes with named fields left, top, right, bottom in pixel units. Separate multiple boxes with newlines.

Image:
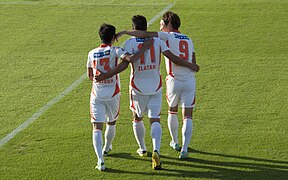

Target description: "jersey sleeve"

left=159, top=39, right=170, bottom=53
left=124, top=39, right=133, bottom=54
left=191, top=40, right=195, bottom=53
left=115, top=47, right=128, bottom=59
left=158, top=31, right=169, bottom=41
left=87, top=53, right=92, bottom=68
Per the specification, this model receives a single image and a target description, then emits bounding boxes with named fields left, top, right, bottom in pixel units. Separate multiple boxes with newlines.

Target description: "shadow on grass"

left=105, top=149, right=288, bottom=179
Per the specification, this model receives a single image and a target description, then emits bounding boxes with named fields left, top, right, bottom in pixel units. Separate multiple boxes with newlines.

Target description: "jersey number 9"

left=179, top=40, right=189, bottom=60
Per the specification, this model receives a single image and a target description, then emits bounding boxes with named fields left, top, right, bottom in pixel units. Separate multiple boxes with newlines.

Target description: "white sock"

left=168, top=113, right=179, bottom=144
left=133, top=121, right=146, bottom=151
left=181, top=118, right=193, bottom=152
left=150, top=122, right=162, bottom=154
left=103, top=124, right=116, bottom=152
left=92, top=129, right=104, bottom=164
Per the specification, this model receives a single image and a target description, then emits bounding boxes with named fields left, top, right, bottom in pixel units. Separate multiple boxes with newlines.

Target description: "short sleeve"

left=124, top=39, right=133, bottom=54
left=115, top=47, right=128, bottom=59
left=191, top=40, right=195, bottom=53
left=87, top=54, right=92, bottom=68
left=158, top=31, right=169, bottom=41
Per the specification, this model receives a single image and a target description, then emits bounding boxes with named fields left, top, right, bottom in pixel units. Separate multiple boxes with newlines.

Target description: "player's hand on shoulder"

left=143, top=37, right=154, bottom=49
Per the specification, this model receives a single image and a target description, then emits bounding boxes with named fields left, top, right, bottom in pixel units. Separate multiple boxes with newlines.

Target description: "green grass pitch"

left=0, top=0, right=288, bottom=179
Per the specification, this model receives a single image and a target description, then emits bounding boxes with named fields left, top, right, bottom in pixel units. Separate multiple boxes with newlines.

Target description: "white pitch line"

left=0, top=1, right=168, bottom=6
left=0, top=3, right=174, bottom=148
left=0, top=73, right=87, bottom=148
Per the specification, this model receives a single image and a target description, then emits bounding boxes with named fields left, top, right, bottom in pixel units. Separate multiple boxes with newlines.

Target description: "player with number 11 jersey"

left=124, top=37, right=169, bottom=95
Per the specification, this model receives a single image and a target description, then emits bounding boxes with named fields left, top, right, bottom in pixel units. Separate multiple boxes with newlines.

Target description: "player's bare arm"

left=95, top=61, right=129, bottom=82
left=87, top=67, right=94, bottom=81
left=163, top=50, right=200, bottom=72
left=116, top=30, right=158, bottom=39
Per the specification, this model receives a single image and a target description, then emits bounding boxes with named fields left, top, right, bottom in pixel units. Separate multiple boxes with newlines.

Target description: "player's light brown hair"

left=162, top=11, right=181, bottom=30
left=98, top=23, right=116, bottom=44
left=132, top=15, right=147, bottom=31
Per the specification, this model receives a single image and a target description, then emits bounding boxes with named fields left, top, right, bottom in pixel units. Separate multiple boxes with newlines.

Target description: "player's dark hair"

left=162, top=11, right=181, bottom=30
left=98, top=23, right=116, bottom=44
left=132, top=15, right=147, bottom=31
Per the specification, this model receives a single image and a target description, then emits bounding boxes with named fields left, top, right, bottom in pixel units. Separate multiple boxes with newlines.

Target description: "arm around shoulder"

left=120, top=30, right=158, bottom=38
left=163, top=50, right=200, bottom=72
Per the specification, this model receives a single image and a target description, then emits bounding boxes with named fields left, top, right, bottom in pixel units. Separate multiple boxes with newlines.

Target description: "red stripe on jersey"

left=114, top=99, right=120, bottom=119
left=115, top=57, right=119, bottom=80
left=92, top=60, right=97, bottom=69
left=130, top=76, right=141, bottom=92
left=166, top=93, right=170, bottom=102
left=166, top=40, right=174, bottom=77
left=168, top=60, right=174, bottom=77
left=159, top=47, right=161, bottom=66
left=95, top=70, right=101, bottom=76
left=112, top=82, right=120, bottom=97
left=130, top=63, right=142, bottom=92
left=156, top=47, right=162, bottom=92
left=166, top=40, right=170, bottom=47
left=156, top=76, right=162, bottom=92
left=130, top=89, right=136, bottom=110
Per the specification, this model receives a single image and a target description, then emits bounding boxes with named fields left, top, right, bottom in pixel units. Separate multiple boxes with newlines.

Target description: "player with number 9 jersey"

left=158, top=31, right=195, bottom=81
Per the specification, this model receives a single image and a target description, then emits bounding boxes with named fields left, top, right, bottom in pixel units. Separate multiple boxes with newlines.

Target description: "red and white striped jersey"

left=124, top=37, right=169, bottom=95
left=87, top=44, right=127, bottom=100
left=158, top=31, right=195, bottom=81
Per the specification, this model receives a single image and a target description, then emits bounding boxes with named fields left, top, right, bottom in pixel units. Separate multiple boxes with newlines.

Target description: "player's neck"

left=163, top=27, right=180, bottom=33
left=171, top=29, right=180, bottom=33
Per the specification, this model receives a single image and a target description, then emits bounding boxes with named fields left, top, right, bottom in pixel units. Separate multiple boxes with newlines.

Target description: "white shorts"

left=130, top=89, right=162, bottom=119
left=166, top=75, right=196, bottom=108
left=90, top=94, right=120, bottom=123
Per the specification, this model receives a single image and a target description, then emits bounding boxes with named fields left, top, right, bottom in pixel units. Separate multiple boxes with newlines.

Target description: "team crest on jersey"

left=94, top=50, right=110, bottom=58
left=174, top=34, right=189, bottom=40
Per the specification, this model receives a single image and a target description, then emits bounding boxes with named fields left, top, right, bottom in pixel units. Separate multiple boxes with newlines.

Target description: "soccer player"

left=117, top=11, right=199, bottom=159
left=87, top=23, right=152, bottom=171
left=96, top=15, right=198, bottom=169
